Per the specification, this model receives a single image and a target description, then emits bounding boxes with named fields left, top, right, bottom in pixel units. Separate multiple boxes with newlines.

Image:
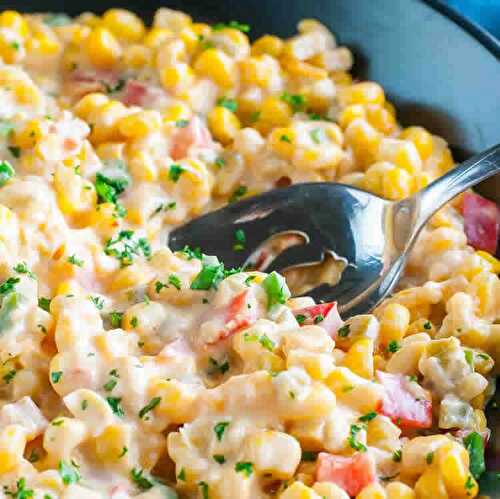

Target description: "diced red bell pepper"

left=316, top=452, right=376, bottom=497
left=206, top=290, right=258, bottom=345
left=293, top=302, right=343, bottom=337
left=376, top=371, right=432, bottom=429
left=463, top=191, right=499, bottom=254
left=170, top=116, right=215, bottom=160
left=120, top=79, right=166, bottom=107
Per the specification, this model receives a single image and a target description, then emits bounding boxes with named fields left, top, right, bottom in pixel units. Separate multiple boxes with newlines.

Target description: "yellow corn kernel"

left=54, top=166, right=96, bottom=217
left=279, top=481, right=321, bottom=499
left=55, top=279, right=82, bottom=297
left=282, top=57, right=328, bottom=80
left=252, top=34, right=284, bottom=57
left=78, top=12, right=101, bottom=28
left=240, top=55, right=275, bottom=87
left=179, top=26, right=201, bottom=54
left=127, top=150, right=158, bottom=183
left=160, top=63, right=194, bottom=92
left=344, top=119, right=381, bottom=168
left=356, top=483, right=386, bottom=499
left=0, top=11, right=29, bottom=37
left=118, top=111, right=161, bottom=139
left=287, top=350, right=335, bottom=380
left=191, top=22, right=211, bottom=38
left=28, top=33, right=61, bottom=56
left=380, top=303, right=410, bottom=345
left=378, top=139, right=422, bottom=175
left=268, top=127, right=296, bottom=159
left=86, top=27, right=122, bottom=69
left=414, top=466, right=448, bottom=499
left=331, top=71, right=352, bottom=85
left=385, top=482, right=415, bottom=499
left=340, top=82, right=385, bottom=106
left=400, top=127, right=434, bottom=160
left=0, top=33, right=23, bottom=64
left=73, top=93, right=109, bottom=120
left=91, top=203, right=122, bottom=238
left=12, top=119, right=43, bottom=149
left=207, top=106, right=241, bottom=145
left=88, top=100, right=128, bottom=144
left=193, top=48, right=236, bottom=88
left=144, top=27, right=172, bottom=48
left=342, top=338, right=374, bottom=379
left=363, top=161, right=394, bottom=196
left=469, top=271, right=498, bottom=317
left=256, top=96, right=293, bottom=135
left=383, top=167, right=414, bottom=200
left=324, top=124, right=344, bottom=146
left=476, top=251, right=500, bottom=273
left=439, top=449, right=469, bottom=497
left=110, top=264, right=154, bottom=292
left=0, top=425, right=26, bottom=474
left=365, top=104, right=396, bottom=135
left=149, top=378, right=198, bottom=423
left=102, top=9, right=145, bottom=42
left=95, top=424, right=131, bottom=463
left=163, top=102, right=191, bottom=122
left=122, top=44, right=152, bottom=69
left=414, top=171, right=433, bottom=191
left=339, top=104, right=366, bottom=129
left=436, top=147, right=455, bottom=173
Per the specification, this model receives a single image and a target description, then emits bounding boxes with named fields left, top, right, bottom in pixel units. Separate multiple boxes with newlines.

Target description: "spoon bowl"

left=169, top=143, right=500, bottom=318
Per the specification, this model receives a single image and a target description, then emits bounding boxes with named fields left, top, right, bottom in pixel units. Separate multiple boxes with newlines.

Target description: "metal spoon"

left=169, top=144, right=500, bottom=318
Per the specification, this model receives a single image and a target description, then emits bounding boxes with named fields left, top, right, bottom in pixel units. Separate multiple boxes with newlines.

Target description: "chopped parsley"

left=0, top=277, right=20, bottom=295
left=296, top=314, right=306, bottom=325
left=130, top=468, right=154, bottom=491
left=138, top=397, right=161, bottom=419
left=106, top=397, right=124, bottom=416
left=67, top=255, right=84, bottom=267
left=104, top=230, right=151, bottom=267
left=0, top=120, right=15, bottom=137
left=198, top=481, right=209, bottom=499
left=215, top=157, right=226, bottom=169
left=235, top=461, right=253, bottom=477
left=89, top=296, right=104, bottom=310
left=347, top=424, right=367, bottom=452
left=58, top=460, right=80, bottom=485
left=208, top=357, right=230, bottom=375
left=280, top=92, right=307, bottom=112
left=213, top=20, right=250, bottom=33
left=213, top=454, right=226, bottom=464
left=177, top=468, right=186, bottom=481
left=102, top=78, right=126, bottom=94
left=464, top=475, right=475, bottom=492
left=392, top=449, right=402, bottom=462
left=258, top=333, right=275, bottom=352
left=38, top=297, right=51, bottom=313
left=180, top=245, right=203, bottom=260
left=13, top=262, right=35, bottom=279
left=0, top=160, right=15, bottom=187
left=359, top=411, right=377, bottom=423
left=423, top=320, right=432, bottom=330
left=214, top=421, right=230, bottom=441
left=51, top=371, right=63, bottom=384
left=302, top=451, right=318, bottom=462
left=8, top=146, right=21, bottom=158
left=103, top=379, right=117, bottom=392
left=118, top=446, right=128, bottom=458
left=217, top=96, right=238, bottom=112
left=168, top=274, right=181, bottom=290
left=168, top=164, right=185, bottom=182
left=337, top=324, right=351, bottom=337
left=262, top=271, right=290, bottom=310
left=175, top=119, right=189, bottom=128
left=229, top=185, right=248, bottom=203
left=3, top=369, right=16, bottom=384
left=310, top=128, right=324, bottom=144
left=81, top=400, right=88, bottom=410
left=280, top=134, right=291, bottom=143
left=313, top=314, right=324, bottom=324
left=464, top=349, right=474, bottom=369
left=425, top=452, right=434, bottom=464
left=130, top=317, right=138, bottom=328
left=4, top=478, right=34, bottom=498
left=109, top=311, right=123, bottom=328
left=233, top=228, right=246, bottom=251
left=387, top=340, right=401, bottom=353
left=191, top=260, right=240, bottom=291
left=244, top=275, right=256, bottom=286
left=95, top=168, right=130, bottom=204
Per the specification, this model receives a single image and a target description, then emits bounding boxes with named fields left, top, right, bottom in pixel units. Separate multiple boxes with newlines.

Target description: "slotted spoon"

left=169, top=143, right=500, bottom=318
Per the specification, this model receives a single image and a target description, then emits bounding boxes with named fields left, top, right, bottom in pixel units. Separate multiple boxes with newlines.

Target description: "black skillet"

left=5, top=0, right=500, bottom=493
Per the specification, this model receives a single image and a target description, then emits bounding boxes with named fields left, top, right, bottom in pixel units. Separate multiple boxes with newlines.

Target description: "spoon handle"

left=415, top=142, right=500, bottom=228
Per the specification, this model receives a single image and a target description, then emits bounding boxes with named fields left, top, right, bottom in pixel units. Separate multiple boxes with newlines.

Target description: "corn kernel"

left=257, top=96, right=293, bottom=135
left=95, top=424, right=132, bottom=463
left=252, top=34, right=284, bottom=57
left=193, top=48, right=236, bottom=88
left=268, top=127, right=296, bottom=159
left=144, top=27, right=173, bottom=48
left=414, top=466, right=448, bottom=499
left=400, top=127, right=434, bottom=160
left=356, top=483, right=386, bottom=499
left=476, top=251, right=500, bottom=273
left=207, top=106, right=241, bottom=145
left=282, top=57, right=328, bottom=80
left=344, top=119, right=381, bottom=168
left=160, top=63, right=194, bottom=92
left=342, top=338, right=374, bottom=379
left=149, top=378, right=198, bottom=423
left=340, top=82, right=385, bottom=106
left=339, top=104, right=366, bottom=129
left=279, top=481, right=321, bottom=499
left=0, top=425, right=26, bottom=474
left=385, top=482, right=415, bottom=499
left=365, top=104, right=396, bottom=135
left=118, top=111, right=161, bottom=139
left=0, top=11, right=29, bottom=37
left=102, top=9, right=145, bottom=42
left=13, top=120, right=43, bottom=149
left=86, top=27, right=122, bottom=68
